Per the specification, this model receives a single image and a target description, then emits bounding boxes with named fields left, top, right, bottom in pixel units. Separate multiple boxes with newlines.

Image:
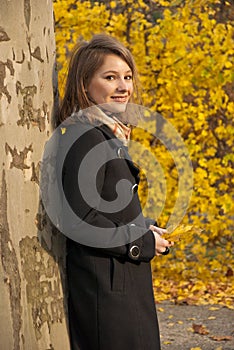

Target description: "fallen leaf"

left=209, top=335, right=232, bottom=341
left=163, top=341, right=172, bottom=344
left=177, top=320, right=184, bottom=324
left=158, top=307, right=164, bottom=312
left=168, top=315, right=174, bottom=319
left=208, top=316, right=216, bottom=320
left=226, top=304, right=234, bottom=310
left=225, top=267, right=233, bottom=277
left=209, top=307, right=220, bottom=311
left=214, top=347, right=223, bottom=350
left=192, top=323, right=209, bottom=335
left=187, top=327, right=194, bottom=332
left=190, top=347, right=202, bottom=350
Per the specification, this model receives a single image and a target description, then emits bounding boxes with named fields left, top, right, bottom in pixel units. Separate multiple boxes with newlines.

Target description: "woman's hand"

left=149, top=225, right=174, bottom=256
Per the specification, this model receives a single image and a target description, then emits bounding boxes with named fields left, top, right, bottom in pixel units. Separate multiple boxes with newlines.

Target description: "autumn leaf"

left=163, top=225, right=200, bottom=242
left=192, top=323, right=209, bottom=335
left=158, top=307, right=164, bottom=312
left=225, top=267, right=233, bottom=277
left=209, top=335, right=233, bottom=341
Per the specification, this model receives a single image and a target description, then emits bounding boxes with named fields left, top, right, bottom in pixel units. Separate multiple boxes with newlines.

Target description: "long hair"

left=59, top=34, right=140, bottom=124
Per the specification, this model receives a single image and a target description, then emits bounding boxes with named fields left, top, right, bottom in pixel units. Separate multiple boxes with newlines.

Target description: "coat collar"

left=97, top=124, right=140, bottom=184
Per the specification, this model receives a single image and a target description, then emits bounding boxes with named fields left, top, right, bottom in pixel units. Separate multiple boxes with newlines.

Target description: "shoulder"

left=59, top=120, right=107, bottom=147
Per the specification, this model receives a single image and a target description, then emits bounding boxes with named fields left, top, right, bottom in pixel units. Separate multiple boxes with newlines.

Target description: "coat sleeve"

left=145, top=217, right=157, bottom=228
left=62, top=126, right=155, bottom=262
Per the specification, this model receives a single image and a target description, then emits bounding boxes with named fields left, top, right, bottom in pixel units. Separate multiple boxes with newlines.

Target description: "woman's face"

left=87, top=54, right=133, bottom=112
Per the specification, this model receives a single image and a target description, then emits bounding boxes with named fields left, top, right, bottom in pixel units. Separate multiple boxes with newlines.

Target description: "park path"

left=157, top=302, right=234, bottom=350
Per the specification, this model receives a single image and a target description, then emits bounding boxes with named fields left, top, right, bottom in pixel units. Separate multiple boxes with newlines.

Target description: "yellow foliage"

left=53, top=0, right=234, bottom=306
left=163, top=225, right=201, bottom=243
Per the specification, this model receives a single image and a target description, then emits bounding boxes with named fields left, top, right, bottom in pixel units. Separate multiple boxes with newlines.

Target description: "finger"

left=156, top=246, right=170, bottom=256
left=161, top=247, right=170, bottom=255
left=152, top=227, right=167, bottom=236
left=162, top=238, right=174, bottom=247
left=158, top=228, right=167, bottom=234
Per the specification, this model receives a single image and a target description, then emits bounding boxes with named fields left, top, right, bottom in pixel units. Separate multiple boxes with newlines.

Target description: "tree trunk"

left=0, top=1, right=70, bottom=349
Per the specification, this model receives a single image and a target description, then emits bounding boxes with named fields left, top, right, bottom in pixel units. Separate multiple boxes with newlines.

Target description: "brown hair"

left=59, top=34, right=140, bottom=123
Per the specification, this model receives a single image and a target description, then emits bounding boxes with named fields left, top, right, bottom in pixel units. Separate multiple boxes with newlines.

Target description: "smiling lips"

left=111, top=96, right=128, bottom=103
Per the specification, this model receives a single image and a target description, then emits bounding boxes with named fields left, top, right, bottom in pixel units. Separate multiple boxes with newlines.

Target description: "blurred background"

left=53, top=0, right=234, bottom=307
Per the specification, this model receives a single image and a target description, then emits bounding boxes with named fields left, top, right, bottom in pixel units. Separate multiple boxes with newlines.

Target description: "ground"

left=157, top=302, right=234, bottom=350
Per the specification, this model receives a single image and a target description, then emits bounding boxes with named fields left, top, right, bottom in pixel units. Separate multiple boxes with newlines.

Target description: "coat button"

left=129, top=245, right=140, bottom=259
left=117, top=147, right=124, bottom=158
left=131, top=184, right=138, bottom=194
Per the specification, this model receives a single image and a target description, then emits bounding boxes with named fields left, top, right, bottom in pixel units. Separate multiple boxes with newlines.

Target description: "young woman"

left=59, top=34, right=173, bottom=350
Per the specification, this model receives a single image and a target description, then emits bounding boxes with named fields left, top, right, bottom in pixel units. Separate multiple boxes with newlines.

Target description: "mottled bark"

left=0, top=1, right=69, bottom=349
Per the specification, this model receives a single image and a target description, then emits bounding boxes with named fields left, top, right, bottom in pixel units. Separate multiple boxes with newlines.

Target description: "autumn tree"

left=0, top=1, right=69, bottom=348
left=53, top=0, right=234, bottom=306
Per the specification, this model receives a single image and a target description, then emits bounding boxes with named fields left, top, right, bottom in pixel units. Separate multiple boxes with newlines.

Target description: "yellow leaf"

left=110, top=1, right=116, bottom=9
left=174, top=102, right=181, bottom=110
left=163, top=225, right=199, bottom=242
left=187, top=327, right=194, bottom=332
left=225, top=61, right=232, bottom=68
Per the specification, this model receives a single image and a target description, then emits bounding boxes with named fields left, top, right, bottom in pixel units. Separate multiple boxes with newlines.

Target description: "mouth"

left=111, top=96, right=128, bottom=103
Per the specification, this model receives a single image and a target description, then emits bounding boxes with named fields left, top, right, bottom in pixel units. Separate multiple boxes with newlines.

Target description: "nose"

left=116, top=78, right=128, bottom=91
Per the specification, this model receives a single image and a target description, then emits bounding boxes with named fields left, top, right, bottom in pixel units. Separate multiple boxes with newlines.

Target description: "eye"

left=105, top=75, right=115, bottom=80
left=125, top=75, right=133, bottom=80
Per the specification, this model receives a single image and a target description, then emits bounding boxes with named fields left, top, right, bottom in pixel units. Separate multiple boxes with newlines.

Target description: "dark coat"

left=62, top=120, right=160, bottom=350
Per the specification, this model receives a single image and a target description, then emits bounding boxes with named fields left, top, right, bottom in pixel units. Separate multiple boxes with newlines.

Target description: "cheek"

left=100, top=85, right=115, bottom=98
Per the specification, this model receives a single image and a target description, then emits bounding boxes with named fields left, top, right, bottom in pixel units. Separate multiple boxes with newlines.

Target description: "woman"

left=59, top=34, right=173, bottom=350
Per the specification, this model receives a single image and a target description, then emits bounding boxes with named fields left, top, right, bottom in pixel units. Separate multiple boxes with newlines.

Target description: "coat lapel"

left=98, top=124, right=140, bottom=184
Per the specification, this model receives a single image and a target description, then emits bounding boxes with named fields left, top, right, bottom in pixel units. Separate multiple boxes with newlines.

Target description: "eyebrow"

left=102, top=70, right=132, bottom=74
